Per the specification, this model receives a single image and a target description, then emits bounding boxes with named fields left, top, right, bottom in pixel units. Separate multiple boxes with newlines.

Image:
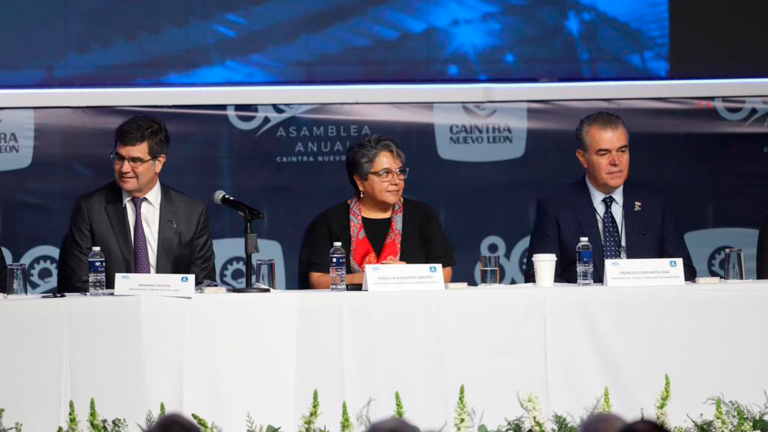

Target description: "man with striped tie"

left=525, top=111, right=696, bottom=284
left=58, top=115, right=215, bottom=292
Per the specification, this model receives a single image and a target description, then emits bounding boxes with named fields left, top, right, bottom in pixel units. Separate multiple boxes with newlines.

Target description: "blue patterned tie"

left=602, top=196, right=621, bottom=260
left=131, top=197, right=151, bottom=273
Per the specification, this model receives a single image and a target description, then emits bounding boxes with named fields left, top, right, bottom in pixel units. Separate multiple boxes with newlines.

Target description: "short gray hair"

left=575, top=111, right=628, bottom=152
left=345, top=135, right=406, bottom=192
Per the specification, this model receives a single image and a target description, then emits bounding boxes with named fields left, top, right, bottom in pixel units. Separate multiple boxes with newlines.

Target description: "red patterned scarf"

left=348, top=196, right=404, bottom=273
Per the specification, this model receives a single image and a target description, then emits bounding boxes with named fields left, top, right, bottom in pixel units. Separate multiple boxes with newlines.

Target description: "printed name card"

left=363, top=264, right=445, bottom=292
left=114, top=273, right=196, bottom=298
left=603, top=258, right=685, bottom=287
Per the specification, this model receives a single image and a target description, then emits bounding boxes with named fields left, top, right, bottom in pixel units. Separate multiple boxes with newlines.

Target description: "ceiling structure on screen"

left=0, top=0, right=669, bottom=87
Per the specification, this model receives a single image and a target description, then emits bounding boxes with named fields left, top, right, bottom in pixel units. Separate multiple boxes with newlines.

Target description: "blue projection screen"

left=0, top=0, right=668, bottom=88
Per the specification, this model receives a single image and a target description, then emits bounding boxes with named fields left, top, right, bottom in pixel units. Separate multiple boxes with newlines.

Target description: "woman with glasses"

left=301, top=135, right=456, bottom=289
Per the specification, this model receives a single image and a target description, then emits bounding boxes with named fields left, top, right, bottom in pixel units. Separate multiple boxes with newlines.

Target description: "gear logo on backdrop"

left=473, top=235, right=530, bottom=284
left=218, top=257, right=256, bottom=287
left=19, top=245, right=59, bottom=294
left=707, top=246, right=733, bottom=277
left=213, top=238, right=286, bottom=289
left=434, top=103, right=527, bottom=162
left=0, top=109, right=35, bottom=172
left=684, top=228, right=758, bottom=279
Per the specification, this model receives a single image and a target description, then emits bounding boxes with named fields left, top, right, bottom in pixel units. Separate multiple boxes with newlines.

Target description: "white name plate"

left=363, top=264, right=445, bottom=292
left=604, top=258, right=685, bottom=287
left=114, top=273, right=196, bottom=298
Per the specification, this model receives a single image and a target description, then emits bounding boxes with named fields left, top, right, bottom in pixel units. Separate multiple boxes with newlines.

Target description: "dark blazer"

left=525, top=177, right=696, bottom=283
left=58, top=182, right=216, bottom=292
left=758, top=212, right=768, bottom=280
left=0, top=247, right=6, bottom=293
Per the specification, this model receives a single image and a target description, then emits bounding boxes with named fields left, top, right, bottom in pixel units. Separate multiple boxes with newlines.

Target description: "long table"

left=2, top=282, right=767, bottom=432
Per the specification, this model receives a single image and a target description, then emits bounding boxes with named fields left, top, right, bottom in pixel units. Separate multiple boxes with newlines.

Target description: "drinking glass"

left=479, top=255, right=500, bottom=285
left=255, top=259, right=276, bottom=289
left=723, top=248, right=745, bottom=281
left=6, top=263, right=29, bottom=296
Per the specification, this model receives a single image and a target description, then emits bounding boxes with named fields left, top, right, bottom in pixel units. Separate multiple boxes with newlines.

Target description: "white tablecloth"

left=2, top=282, right=767, bottom=432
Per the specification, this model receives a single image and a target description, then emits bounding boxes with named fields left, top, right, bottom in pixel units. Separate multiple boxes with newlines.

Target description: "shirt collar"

left=585, top=176, right=623, bottom=211
left=122, top=181, right=162, bottom=208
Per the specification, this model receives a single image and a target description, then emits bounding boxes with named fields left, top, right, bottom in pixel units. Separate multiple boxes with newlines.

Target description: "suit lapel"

left=157, top=186, right=179, bottom=274
left=571, top=179, right=605, bottom=278
left=104, top=185, right=134, bottom=272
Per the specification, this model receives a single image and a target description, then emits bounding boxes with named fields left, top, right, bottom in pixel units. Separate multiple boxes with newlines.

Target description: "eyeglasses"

left=110, top=151, right=156, bottom=168
left=368, top=167, right=409, bottom=182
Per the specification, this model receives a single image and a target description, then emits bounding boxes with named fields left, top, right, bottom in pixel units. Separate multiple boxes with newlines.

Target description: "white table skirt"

left=2, top=282, right=767, bottom=432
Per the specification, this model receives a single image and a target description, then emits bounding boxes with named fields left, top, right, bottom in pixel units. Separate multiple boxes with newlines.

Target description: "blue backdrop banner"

left=1, top=97, right=766, bottom=291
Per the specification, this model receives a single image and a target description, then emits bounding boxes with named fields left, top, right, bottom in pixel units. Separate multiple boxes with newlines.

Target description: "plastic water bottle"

left=576, top=237, right=594, bottom=286
left=329, top=241, right=347, bottom=291
left=88, top=246, right=106, bottom=296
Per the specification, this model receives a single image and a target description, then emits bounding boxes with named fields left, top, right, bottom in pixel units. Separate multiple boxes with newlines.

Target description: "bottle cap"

left=92, top=246, right=101, bottom=251
left=579, top=237, right=588, bottom=242
left=333, top=241, right=341, bottom=246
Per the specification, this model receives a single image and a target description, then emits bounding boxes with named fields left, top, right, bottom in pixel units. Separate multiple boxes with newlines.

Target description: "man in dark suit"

left=758, top=212, right=768, bottom=280
left=58, top=115, right=215, bottom=292
left=0, top=248, right=7, bottom=293
left=525, top=111, right=696, bottom=283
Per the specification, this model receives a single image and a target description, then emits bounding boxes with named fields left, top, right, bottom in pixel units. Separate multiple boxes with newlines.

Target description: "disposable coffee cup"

left=531, top=254, right=557, bottom=287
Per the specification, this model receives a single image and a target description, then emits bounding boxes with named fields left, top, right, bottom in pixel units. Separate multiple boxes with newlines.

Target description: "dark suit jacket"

left=58, top=182, right=216, bottom=292
left=0, top=247, right=6, bottom=293
left=758, top=212, right=768, bottom=280
left=525, top=177, right=696, bottom=283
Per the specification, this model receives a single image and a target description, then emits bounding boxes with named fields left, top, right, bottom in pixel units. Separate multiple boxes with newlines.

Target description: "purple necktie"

left=131, top=197, right=151, bottom=273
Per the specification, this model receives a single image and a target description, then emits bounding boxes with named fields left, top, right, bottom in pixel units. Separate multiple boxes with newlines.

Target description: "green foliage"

left=192, top=413, right=222, bottom=432
left=0, top=409, right=8, bottom=432
left=340, top=402, right=354, bottom=432
left=138, top=410, right=156, bottom=432
left=454, top=385, right=471, bottom=432
left=138, top=403, right=166, bottom=432
left=602, top=387, right=613, bottom=413
left=299, top=390, right=322, bottom=432
left=356, top=398, right=375, bottom=432
left=489, top=416, right=526, bottom=432
left=656, top=374, right=672, bottom=429
left=68, top=400, right=81, bottom=432
left=88, top=398, right=103, bottom=432
left=11, top=375, right=768, bottom=432
left=105, top=418, right=130, bottom=432
left=714, top=398, right=730, bottom=432
left=519, top=393, right=547, bottom=432
left=551, top=413, right=577, bottom=432
left=245, top=412, right=281, bottom=432
left=395, top=392, right=406, bottom=419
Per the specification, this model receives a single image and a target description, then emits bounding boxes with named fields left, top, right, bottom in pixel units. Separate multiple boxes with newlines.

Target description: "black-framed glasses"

left=110, top=151, right=156, bottom=168
left=368, top=167, right=409, bottom=182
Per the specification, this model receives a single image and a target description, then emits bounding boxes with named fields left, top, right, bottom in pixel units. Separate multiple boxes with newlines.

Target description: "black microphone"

left=213, top=190, right=265, bottom=221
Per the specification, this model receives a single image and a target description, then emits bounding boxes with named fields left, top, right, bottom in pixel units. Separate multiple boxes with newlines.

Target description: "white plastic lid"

left=333, top=241, right=341, bottom=246
left=531, top=253, right=557, bottom=261
left=579, top=237, right=588, bottom=241
left=92, top=246, right=101, bottom=251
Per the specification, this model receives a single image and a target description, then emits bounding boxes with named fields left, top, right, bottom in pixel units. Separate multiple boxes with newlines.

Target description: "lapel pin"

left=634, top=201, right=642, bottom=211
left=169, top=220, right=178, bottom=229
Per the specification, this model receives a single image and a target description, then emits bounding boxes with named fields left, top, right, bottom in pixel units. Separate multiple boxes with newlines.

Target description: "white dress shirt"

left=122, top=181, right=162, bottom=273
left=585, top=177, right=627, bottom=252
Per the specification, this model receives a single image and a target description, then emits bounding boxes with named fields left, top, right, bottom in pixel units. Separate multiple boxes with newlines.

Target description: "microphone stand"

left=239, top=207, right=269, bottom=293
